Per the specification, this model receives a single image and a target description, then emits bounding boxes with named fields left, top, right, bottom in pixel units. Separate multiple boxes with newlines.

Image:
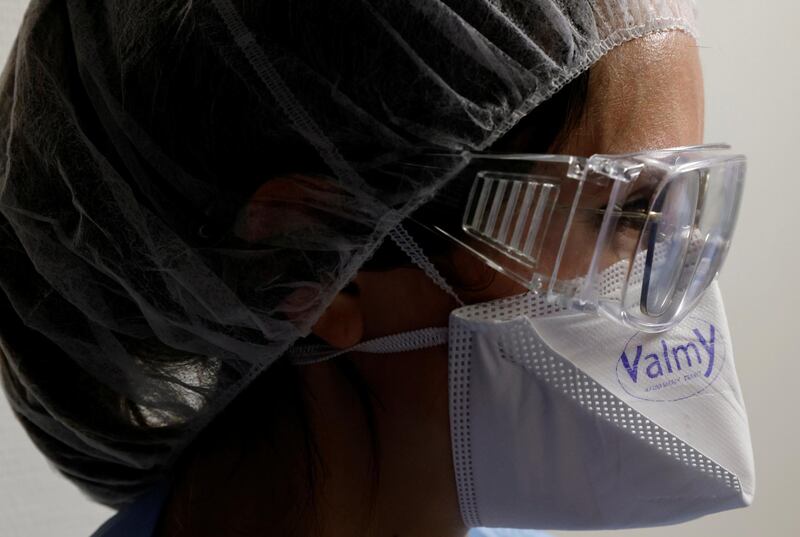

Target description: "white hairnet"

left=0, top=0, right=697, bottom=507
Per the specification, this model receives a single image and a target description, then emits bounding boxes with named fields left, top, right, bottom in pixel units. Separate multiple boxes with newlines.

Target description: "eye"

left=616, top=196, right=651, bottom=229
left=593, top=195, right=651, bottom=230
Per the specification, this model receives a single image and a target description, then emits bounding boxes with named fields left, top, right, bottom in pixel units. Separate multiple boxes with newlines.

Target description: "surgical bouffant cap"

left=0, top=0, right=697, bottom=507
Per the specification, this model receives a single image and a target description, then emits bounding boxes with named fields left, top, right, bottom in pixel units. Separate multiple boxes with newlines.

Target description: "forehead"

left=555, top=32, right=704, bottom=157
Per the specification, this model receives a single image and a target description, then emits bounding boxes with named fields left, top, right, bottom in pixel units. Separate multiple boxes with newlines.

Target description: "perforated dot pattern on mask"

left=455, top=290, right=564, bottom=322
left=448, top=326, right=481, bottom=527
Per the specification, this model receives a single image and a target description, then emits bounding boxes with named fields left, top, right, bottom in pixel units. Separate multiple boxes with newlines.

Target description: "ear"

left=236, top=174, right=366, bottom=349
left=311, top=281, right=365, bottom=349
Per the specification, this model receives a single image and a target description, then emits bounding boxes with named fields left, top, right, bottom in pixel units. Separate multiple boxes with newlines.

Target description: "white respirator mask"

left=444, top=271, right=754, bottom=530
left=291, top=213, right=755, bottom=530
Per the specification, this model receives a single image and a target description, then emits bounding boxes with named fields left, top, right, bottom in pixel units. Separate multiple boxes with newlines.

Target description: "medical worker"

left=0, top=1, right=753, bottom=536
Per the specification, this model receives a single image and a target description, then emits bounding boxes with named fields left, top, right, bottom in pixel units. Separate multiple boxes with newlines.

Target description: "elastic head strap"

left=288, top=327, right=448, bottom=365
left=387, top=223, right=465, bottom=306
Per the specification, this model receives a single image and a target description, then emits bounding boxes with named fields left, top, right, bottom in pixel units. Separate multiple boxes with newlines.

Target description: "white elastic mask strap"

left=289, top=327, right=448, bottom=365
left=388, top=223, right=465, bottom=306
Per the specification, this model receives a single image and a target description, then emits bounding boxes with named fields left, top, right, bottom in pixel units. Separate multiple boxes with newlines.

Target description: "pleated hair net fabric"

left=0, top=0, right=697, bottom=508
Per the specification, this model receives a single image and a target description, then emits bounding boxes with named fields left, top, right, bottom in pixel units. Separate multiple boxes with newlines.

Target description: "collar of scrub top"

left=88, top=476, right=552, bottom=537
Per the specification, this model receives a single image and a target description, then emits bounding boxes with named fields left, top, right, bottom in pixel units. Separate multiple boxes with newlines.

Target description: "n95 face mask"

left=290, top=232, right=755, bottom=531
left=448, top=278, right=754, bottom=530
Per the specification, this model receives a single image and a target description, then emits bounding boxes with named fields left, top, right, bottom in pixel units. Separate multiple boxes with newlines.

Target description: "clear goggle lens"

left=618, top=159, right=744, bottom=330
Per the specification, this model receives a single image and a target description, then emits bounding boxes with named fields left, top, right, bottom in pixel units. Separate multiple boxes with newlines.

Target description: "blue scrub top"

left=90, top=480, right=551, bottom=537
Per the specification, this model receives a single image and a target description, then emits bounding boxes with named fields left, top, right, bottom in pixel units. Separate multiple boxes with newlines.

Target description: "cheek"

left=448, top=246, right=527, bottom=303
left=352, top=344, right=450, bottom=412
left=357, top=268, right=457, bottom=339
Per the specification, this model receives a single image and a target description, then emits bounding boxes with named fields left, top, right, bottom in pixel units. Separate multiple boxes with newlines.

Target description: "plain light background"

left=0, top=1, right=797, bottom=536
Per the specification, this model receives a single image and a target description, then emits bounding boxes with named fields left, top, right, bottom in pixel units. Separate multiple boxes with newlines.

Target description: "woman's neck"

left=155, top=357, right=466, bottom=537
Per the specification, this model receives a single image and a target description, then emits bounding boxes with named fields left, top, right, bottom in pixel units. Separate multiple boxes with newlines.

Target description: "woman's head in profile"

left=0, top=1, right=754, bottom=536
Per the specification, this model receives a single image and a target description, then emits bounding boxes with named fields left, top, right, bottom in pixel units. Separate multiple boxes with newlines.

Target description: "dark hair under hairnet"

left=0, top=0, right=697, bottom=507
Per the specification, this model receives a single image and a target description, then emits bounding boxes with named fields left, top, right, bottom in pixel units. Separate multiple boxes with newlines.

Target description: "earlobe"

left=311, top=281, right=365, bottom=349
left=237, top=174, right=366, bottom=349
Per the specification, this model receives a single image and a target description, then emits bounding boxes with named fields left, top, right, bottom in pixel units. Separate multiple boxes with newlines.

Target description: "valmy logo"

left=616, top=319, right=725, bottom=402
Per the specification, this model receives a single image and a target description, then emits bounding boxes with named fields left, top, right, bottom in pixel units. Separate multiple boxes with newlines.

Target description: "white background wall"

left=0, top=1, right=797, bottom=536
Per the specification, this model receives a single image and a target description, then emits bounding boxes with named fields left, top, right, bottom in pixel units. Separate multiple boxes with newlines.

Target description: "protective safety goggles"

left=413, top=144, right=745, bottom=333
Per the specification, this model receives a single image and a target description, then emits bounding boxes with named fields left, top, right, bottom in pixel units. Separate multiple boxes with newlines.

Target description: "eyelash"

left=619, top=197, right=651, bottom=226
left=596, top=196, right=651, bottom=229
